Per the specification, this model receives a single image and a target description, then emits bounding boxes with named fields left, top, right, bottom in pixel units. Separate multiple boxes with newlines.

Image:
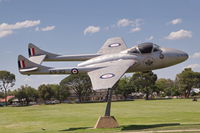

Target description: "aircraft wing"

left=88, top=59, right=136, bottom=90
left=97, top=37, right=127, bottom=54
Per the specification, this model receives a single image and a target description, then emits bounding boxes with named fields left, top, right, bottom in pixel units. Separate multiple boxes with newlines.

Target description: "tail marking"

left=28, top=48, right=35, bottom=56
left=18, top=60, right=25, bottom=69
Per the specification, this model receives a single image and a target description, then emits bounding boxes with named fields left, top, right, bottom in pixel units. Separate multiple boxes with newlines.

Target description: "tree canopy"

left=60, top=73, right=92, bottom=102
left=130, top=71, right=157, bottom=100
left=0, top=71, right=15, bottom=106
left=115, top=76, right=135, bottom=99
left=176, top=68, right=200, bottom=98
left=156, top=78, right=178, bottom=97
left=14, top=85, right=38, bottom=105
left=38, top=84, right=56, bottom=102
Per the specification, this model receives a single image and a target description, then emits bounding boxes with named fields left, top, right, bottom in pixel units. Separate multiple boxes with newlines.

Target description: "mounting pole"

left=104, top=88, right=113, bottom=116
left=94, top=88, right=119, bottom=128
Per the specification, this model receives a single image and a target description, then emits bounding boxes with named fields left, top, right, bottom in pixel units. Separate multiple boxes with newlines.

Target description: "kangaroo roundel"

left=71, top=68, right=79, bottom=74
left=100, top=73, right=115, bottom=79
left=109, top=43, right=121, bottom=47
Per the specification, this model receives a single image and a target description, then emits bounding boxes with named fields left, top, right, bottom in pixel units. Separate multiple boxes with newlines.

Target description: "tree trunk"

left=26, top=101, right=29, bottom=106
left=5, top=88, right=7, bottom=106
left=26, top=98, right=29, bottom=106
left=184, top=91, right=187, bottom=98
left=145, top=92, right=149, bottom=100
left=78, top=95, right=82, bottom=103
left=187, top=88, right=191, bottom=98
left=184, top=88, right=191, bottom=98
left=123, top=93, right=127, bottom=100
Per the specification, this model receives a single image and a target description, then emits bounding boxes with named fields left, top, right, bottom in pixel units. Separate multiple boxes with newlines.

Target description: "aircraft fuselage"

left=18, top=38, right=189, bottom=90
left=77, top=47, right=188, bottom=72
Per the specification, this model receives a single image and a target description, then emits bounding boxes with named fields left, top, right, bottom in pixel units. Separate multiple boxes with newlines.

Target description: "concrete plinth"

left=94, top=116, right=119, bottom=128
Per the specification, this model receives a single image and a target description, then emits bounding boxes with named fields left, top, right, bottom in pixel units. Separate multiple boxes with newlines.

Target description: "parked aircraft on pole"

left=18, top=37, right=188, bottom=90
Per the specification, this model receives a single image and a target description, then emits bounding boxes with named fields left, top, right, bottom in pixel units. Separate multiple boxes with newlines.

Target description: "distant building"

left=66, top=88, right=125, bottom=102
left=0, top=96, right=15, bottom=105
left=191, top=88, right=200, bottom=93
left=91, top=89, right=124, bottom=101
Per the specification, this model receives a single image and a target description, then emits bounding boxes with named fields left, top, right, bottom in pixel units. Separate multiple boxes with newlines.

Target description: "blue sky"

left=0, top=0, right=199, bottom=89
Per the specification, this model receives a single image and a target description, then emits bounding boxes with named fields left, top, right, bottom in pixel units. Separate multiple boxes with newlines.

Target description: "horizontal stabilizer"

left=19, top=67, right=38, bottom=72
left=18, top=55, right=48, bottom=74
left=29, top=55, right=46, bottom=64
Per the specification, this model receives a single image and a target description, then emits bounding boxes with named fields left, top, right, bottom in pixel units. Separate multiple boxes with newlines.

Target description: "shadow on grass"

left=121, top=123, right=180, bottom=130
left=59, top=123, right=179, bottom=132
left=60, top=127, right=90, bottom=132
left=60, top=123, right=200, bottom=132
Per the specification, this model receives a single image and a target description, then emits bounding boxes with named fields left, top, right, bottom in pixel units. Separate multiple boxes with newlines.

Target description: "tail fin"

left=18, top=55, right=40, bottom=69
left=17, top=55, right=49, bottom=74
left=28, top=43, right=59, bottom=57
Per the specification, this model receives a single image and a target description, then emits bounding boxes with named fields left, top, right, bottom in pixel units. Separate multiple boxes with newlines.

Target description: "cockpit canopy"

left=127, top=42, right=161, bottom=54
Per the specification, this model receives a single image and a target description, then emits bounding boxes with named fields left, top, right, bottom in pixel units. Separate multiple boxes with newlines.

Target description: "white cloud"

left=165, top=29, right=192, bottom=40
left=117, top=18, right=143, bottom=27
left=0, top=20, right=40, bottom=30
left=170, top=18, right=182, bottom=25
left=84, top=26, right=100, bottom=35
left=191, top=52, right=200, bottom=58
left=130, top=27, right=141, bottom=32
left=0, top=20, right=40, bottom=38
left=185, top=64, right=200, bottom=70
left=0, top=30, right=13, bottom=38
left=134, top=19, right=143, bottom=27
left=82, top=18, right=142, bottom=34
left=35, top=26, right=55, bottom=31
left=146, top=35, right=154, bottom=41
left=117, top=18, right=133, bottom=27
left=40, top=26, right=55, bottom=31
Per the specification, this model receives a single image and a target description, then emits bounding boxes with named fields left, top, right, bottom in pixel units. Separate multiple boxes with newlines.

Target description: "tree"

left=60, top=73, right=92, bottom=102
left=115, top=76, right=135, bottom=99
left=193, top=72, right=200, bottom=88
left=156, top=78, right=177, bottom=97
left=38, top=84, right=56, bottom=102
left=0, top=71, right=15, bottom=106
left=130, top=71, right=157, bottom=100
left=176, top=68, right=200, bottom=98
left=14, top=85, right=38, bottom=105
left=52, top=84, right=70, bottom=102
left=0, top=91, right=4, bottom=98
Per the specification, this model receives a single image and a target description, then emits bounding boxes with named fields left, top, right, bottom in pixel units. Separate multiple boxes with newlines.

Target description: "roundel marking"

left=159, top=54, right=164, bottom=59
left=144, top=57, right=154, bottom=66
left=71, top=68, right=79, bottom=74
left=108, top=43, right=121, bottom=47
left=100, top=73, right=115, bottom=79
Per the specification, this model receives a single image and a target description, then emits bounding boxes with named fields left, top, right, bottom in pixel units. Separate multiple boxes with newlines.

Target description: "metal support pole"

left=104, top=88, right=113, bottom=116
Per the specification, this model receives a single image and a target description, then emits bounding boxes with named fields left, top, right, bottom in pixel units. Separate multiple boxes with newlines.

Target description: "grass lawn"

left=0, top=99, right=200, bottom=133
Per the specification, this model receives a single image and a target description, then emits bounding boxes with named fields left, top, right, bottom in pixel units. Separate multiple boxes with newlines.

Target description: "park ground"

left=0, top=99, right=200, bottom=133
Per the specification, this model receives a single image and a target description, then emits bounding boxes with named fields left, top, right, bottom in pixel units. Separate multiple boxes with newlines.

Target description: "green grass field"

left=0, top=99, right=200, bottom=133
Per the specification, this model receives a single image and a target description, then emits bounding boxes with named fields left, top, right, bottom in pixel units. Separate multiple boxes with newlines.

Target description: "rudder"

left=28, top=43, right=59, bottom=57
left=18, top=55, right=40, bottom=69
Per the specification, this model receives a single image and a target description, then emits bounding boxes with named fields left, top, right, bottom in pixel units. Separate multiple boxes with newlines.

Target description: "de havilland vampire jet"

left=18, top=37, right=188, bottom=90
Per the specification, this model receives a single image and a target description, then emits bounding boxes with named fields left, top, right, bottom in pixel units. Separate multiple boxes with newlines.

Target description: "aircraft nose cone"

left=160, top=48, right=188, bottom=66
left=177, top=51, right=189, bottom=62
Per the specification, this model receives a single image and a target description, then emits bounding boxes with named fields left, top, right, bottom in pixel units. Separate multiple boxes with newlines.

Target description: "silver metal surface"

left=18, top=37, right=188, bottom=90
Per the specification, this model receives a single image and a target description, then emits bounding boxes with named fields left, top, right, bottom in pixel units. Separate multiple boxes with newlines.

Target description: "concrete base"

left=94, top=116, right=119, bottom=128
